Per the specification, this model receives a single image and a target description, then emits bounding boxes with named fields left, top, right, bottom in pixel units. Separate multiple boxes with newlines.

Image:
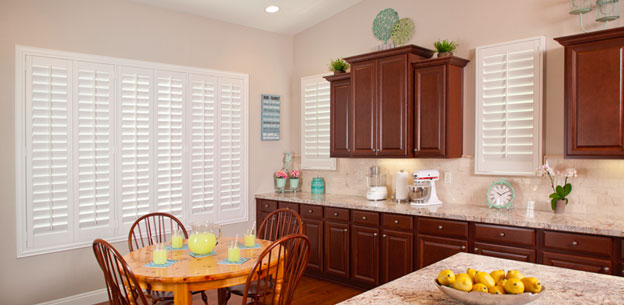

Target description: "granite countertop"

left=255, top=192, right=624, bottom=237
left=338, top=252, right=624, bottom=305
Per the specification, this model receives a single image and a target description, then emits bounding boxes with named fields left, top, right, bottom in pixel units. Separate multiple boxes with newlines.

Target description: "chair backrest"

left=257, top=208, right=303, bottom=241
left=242, top=234, right=311, bottom=305
left=128, top=212, right=188, bottom=251
left=93, top=239, right=149, bottom=305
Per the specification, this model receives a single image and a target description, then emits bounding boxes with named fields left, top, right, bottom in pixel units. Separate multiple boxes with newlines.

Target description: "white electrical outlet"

left=444, top=171, right=452, bottom=184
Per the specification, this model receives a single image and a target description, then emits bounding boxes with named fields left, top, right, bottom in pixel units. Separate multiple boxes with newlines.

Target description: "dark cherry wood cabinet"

left=325, top=73, right=351, bottom=157
left=351, top=225, right=380, bottom=286
left=324, top=221, right=350, bottom=278
left=417, top=234, right=468, bottom=269
left=555, top=27, right=624, bottom=158
left=412, top=57, right=468, bottom=157
left=301, top=204, right=324, bottom=273
left=381, top=229, right=413, bottom=283
left=350, top=60, right=377, bottom=156
left=543, top=251, right=612, bottom=274
left=377, top=55, right=409, bottom=157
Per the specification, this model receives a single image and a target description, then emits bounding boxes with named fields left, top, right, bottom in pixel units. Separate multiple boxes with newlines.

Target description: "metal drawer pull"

left=264, top=204, right=269, bottom=208
left=362, top=216, right=367, bottom=220
left=603, top=267, right=610, bottom=272
left=571, top=241, right=579, bottom=246
left=499, top=232, right=505, bottom=237
left=438, top=225, right=443, bottom=230
left=383, top=234, right=387, bottom=238
left=308, top=209, right=313, bottom=213
left=461, top=245, right=466, bottom=250
left=394, top=220, right=399, bottom=224
left=373, top=233, right=377, bottom=236
left=333, top=212, right=339, bottom=216
left=344, top=228, right=347, bottom=232
left=474, top=247, right=479, bottom=252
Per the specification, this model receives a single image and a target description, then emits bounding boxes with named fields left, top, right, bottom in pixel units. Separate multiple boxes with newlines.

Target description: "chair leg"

left=201, top=291, right=209, bottom=305
left=222, top=288, right=232, bottom=305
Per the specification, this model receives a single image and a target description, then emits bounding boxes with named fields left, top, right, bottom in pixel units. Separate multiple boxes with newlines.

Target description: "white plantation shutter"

left=300, top=75, right=335, bottom=170
left=475, top=37, right=544, bottom=175
left=117, top=66, right=153, bottom=228
left=74, top=61, right=116, bottom=240
left=155, top=71, right=185, bottom=218
left=25, top=56, right=73, bottom=248
left=217, top=77, right=245, bottom=220
left=189, top=74, right=217, bottom=221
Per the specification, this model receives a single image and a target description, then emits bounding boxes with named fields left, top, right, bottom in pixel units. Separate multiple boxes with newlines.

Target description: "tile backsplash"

left=296, top=156, right=624, bottom=217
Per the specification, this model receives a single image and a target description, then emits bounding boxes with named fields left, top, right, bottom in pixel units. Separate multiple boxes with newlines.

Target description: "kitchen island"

left=338, top=252, right=624, bottom=304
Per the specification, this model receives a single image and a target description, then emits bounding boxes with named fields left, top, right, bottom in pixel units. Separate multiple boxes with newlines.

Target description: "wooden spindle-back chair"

left=93, top=238, right=150, bottom=305
left=241, top=234, right=311, bottom=305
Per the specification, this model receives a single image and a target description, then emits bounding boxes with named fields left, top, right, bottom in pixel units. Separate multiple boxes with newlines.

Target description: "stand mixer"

left=366, top=166, right=387, bottom=201
left=408, top=169, right=442, bottom=205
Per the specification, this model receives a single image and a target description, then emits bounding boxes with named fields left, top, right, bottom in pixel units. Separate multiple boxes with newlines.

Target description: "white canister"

left=395, top=170, right=409, bottom=201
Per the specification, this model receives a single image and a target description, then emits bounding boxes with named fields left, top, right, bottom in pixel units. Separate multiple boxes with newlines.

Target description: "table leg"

left=173, top=284, right=192, bottom=305
left=217, top=288, right=228, bottom=305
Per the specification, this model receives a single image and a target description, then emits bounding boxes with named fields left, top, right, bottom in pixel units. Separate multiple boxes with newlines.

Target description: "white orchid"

left=536, top=162, right=577, bottom=211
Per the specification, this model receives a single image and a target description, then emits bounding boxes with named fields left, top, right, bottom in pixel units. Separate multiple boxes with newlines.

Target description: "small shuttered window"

left=300, top=74, right=335, bottom=170
left=475, top=37, right=545, bottom=175
left=17, top=46, right=248, bottom=256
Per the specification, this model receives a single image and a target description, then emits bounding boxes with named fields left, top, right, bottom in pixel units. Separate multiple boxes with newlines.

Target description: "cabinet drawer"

left=278, top=201, right=299, bottom=212
left=418, top=217, right=468, bottom=238
left=258, top=199, right=277, bottom=213
left=473, top=242, right=536, bottom=263
left=325, top=207, right=350, bottom=222
left=382, top=214, right=413, bottom=231
left=621, top=240, right=623, bottom=259
left=352, top=210, right=380, bottom=226
left=474, top=223, right=535, bottom=247
left=544, top=231, right=612, bottom=257
left=543, top=251, right=612, bottom=275
left=300, top=204, right=323, bottom=219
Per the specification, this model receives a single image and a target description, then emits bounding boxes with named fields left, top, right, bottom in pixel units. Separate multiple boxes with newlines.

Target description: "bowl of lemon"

left=434, top=268, right=545, bottom=305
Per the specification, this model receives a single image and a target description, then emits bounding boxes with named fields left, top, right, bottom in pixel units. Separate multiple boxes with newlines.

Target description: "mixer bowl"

left=409, top=185, right=431, bottom=202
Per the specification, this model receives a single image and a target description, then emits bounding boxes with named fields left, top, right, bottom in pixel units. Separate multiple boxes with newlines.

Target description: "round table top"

left=124, top=237, right=274, bottom=284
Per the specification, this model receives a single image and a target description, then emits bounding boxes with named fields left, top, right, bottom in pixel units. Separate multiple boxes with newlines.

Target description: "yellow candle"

left=243, top=234, right=255, bottom=247
left=153, top=248, right=167, bottom=265
left=228, top=247, right=241, bottom=262
left=171, top=235, right=184, bottom=249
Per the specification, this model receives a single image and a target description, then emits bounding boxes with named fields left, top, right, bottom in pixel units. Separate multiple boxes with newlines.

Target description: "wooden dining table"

left=124, top=237, right=282, bottom=305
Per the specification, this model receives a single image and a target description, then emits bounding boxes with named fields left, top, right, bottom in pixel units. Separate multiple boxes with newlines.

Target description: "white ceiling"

left=131, top=0, right=363, bottom=35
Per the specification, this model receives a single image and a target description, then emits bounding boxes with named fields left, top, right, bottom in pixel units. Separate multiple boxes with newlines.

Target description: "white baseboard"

left=35, top=288, right=108, bottom=305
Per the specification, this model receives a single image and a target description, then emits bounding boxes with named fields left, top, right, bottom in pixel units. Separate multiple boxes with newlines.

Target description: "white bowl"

left=434, top=280, right=545, bottom=305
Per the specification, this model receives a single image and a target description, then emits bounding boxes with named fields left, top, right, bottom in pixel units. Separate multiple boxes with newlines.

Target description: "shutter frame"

left=301, top=74, right=336, bottom=170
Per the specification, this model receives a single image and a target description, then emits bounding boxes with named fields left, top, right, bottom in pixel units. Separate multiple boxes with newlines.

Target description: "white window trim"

left=300, top=73, right=336, bottom=171
left=15, top=45, right=249, bottom=257
left=474, top=36, right=545, bottom=176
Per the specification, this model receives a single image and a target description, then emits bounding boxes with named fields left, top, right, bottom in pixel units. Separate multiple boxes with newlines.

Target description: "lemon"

left=521, top=277, right=542, bottom=293
left=504, top=278, right=525, bottom=294
left=437, top=269, right=455, bottom=286
left=471, top=283, right=488, bottom=293
left=452, top=273, right=473, bottom=292
left=490, top=269, right=505, bottom=283
left=489, top=285, right=505, bottom=294
left=475, top=272, right=496, bottom=290
left=467, top=268, right=478, bottom=284
left=497, top=279, right=507, bottom=289
left=506, top=270, right=524, bottom=280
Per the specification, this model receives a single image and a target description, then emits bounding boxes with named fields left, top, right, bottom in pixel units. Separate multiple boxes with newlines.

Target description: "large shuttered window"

left=16, top=46, right=248, bottom=256
left=300, top=74, right=335, bottom=170
left=474, top=37, right=544, bottom=176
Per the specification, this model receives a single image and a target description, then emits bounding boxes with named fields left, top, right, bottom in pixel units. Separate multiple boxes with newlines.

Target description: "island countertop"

left=337, top=252, right=624, bottom=304
left=254, top=192, right=624, bottom=237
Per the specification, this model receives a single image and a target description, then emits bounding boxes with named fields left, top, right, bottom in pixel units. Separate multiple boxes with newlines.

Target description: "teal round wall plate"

left=373, top=8, right=399, bottom=42
left=487, top=179, right=515, bottom=209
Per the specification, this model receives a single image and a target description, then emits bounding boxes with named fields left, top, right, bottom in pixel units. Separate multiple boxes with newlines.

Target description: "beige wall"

left=0, top=0, right=293, bottom=303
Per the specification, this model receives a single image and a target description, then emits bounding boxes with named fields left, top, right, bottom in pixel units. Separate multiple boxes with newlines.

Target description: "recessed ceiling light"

left=265, top=5, right=280, bottom=13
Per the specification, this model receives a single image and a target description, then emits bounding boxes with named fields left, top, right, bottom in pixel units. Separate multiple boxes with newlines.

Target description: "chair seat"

left=147, top=290, right=206, bottom=304
left=230, top=280, right=275, bottom=297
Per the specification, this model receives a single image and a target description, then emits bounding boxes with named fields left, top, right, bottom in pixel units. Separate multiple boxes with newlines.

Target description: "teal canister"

left=311, top=177, right=325, bottom=194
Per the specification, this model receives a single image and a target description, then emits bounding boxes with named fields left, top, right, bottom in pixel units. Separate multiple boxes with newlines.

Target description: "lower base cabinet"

left=303, top=218, right=324, bottom=273
left=351, top=225, right=380, bottom=286
left=543, top=251, right=612, bottom=274
left=324, top=221, right=350, bottom=278
left=382, top=229, right=413, bottom=283
left=417, top=235, right=467, bottom=269
left=473, top=242, right=536, bottom=263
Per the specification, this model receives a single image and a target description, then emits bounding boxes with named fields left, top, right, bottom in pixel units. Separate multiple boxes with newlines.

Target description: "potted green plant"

left=433, top=39, right=457, bottom=58
left=536, top=163, right=577, bottom=214
left=329, top=58, right=350, bottom=74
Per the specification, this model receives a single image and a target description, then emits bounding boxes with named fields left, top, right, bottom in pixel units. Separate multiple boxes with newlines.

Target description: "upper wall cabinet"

left=325, top=45, right=467, bottom=158
left=555, top=27, right=624, bottom=158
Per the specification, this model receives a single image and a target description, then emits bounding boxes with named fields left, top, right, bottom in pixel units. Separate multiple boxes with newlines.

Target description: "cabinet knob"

left=571, top=241, right=579, bottom=246
left=308, top=209, right=313, bottom=213
left=373, top=233, right=377, bottom=236
left=383, top=234, right=387, bottom=238
left=362, top=216, right=367, bottom=220
left=264, top=204, right=269, bottom=208
left=344, top=228, right=348, bottom=232
left=394, top=220, right=399, bottom=224
left=347, top=148, right=350, bottom=152
left=461, top=245, right=466, bottom=250
left=474, top=247, right=479, bottom=252
left=438, top=225, right=444, bottom=230
left=499, top=232, right=505, bottom=237
left=603, top=267, right=610, bottom=272
left=333, top=212, right=339, bottom=216
left=413, top=148, right=418, bottom=152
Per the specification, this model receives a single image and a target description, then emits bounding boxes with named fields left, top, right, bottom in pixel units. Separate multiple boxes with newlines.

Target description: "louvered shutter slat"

left=300, top=76, right=335, bottom=169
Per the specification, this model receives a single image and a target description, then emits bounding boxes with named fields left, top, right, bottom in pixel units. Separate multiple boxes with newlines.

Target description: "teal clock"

left=487, top=179, right=515, bottom=209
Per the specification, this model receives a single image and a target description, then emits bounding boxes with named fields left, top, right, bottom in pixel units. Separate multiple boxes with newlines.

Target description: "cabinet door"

left=565, top=39, right=624, bottom=157
left=414, top=64, right=446, bottom=156
left=351, top=225, right=380, bottom=286
left=330, top=78, right=351, bottom=157
left=543, top=251, right=612, bottom=274
left=350, top=61, right=377, bottom=156
left=377, top=55, right=409, bottom=157
left=417, top=235, right=467, bottom=269
left=381, top=229, right=413, bottom=283
left=303, top=219, right=324, bottom=273
left=324, top=222, right=350, bottom=278
left=473, top=242, right=536, bottom=263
